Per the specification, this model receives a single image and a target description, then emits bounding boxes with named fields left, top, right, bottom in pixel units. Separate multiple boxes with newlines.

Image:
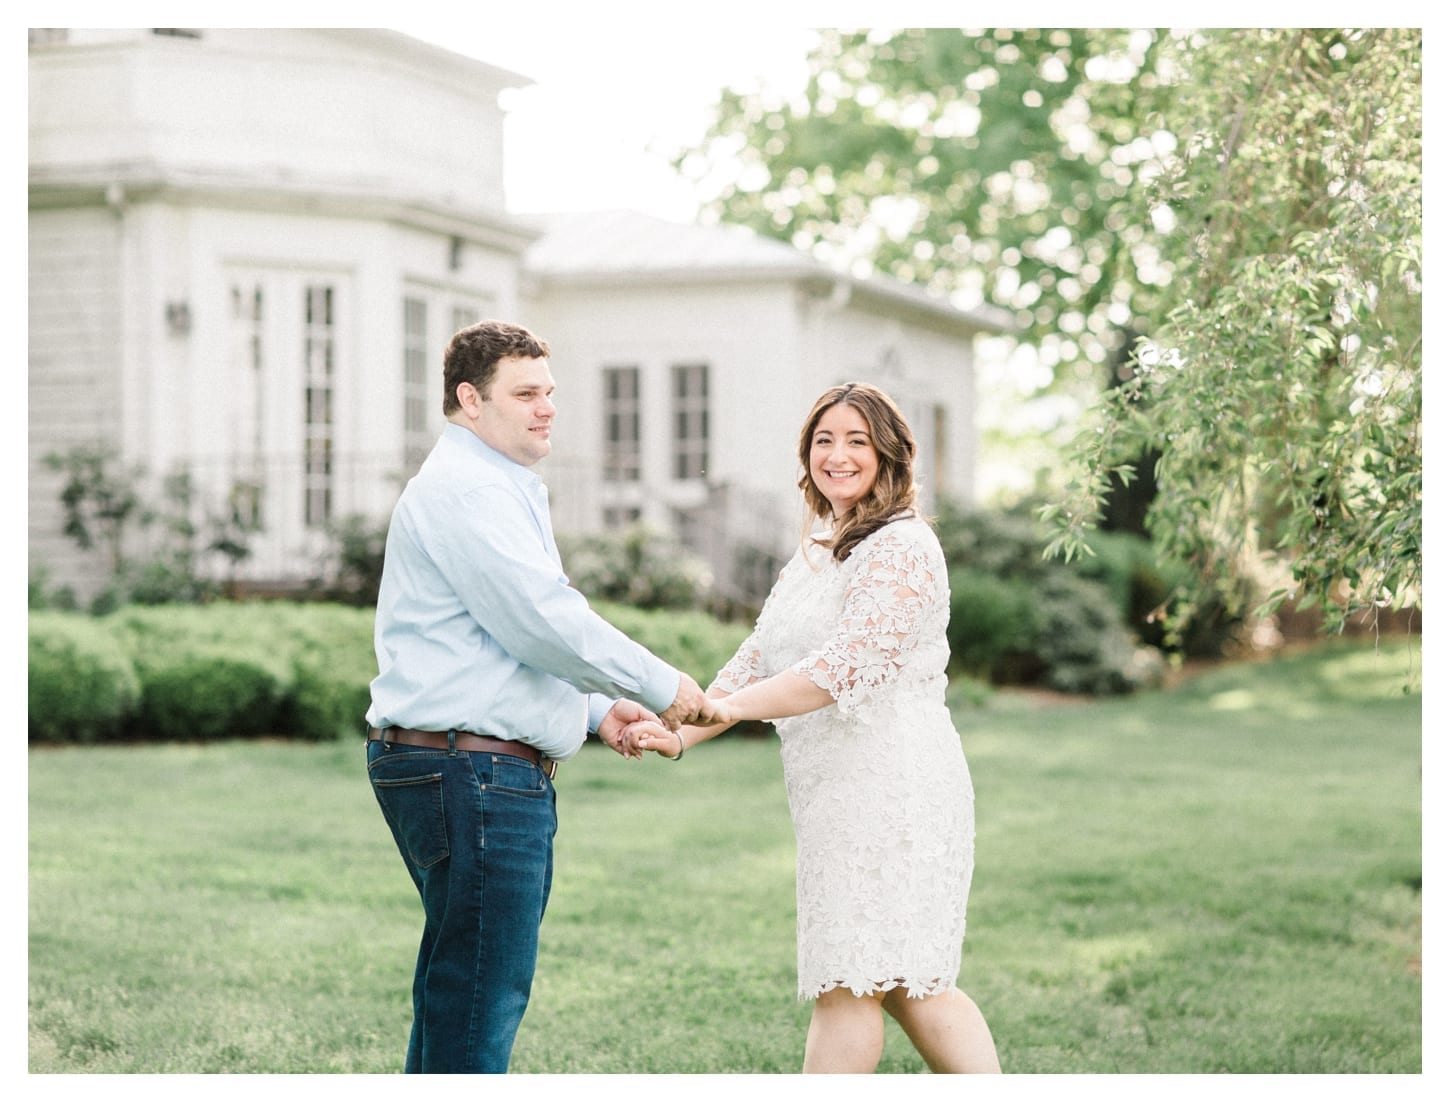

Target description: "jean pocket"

left=370, top=770, right=450, bottom=869
left=484, top=753, right=548, bottom=797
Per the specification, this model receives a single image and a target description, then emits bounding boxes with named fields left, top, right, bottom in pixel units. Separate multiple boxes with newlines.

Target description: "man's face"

left=474, top=355, right=557, bottom=466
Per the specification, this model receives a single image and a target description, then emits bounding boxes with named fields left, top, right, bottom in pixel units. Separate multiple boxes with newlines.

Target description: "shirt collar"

left=442, top=421, right=544, bottom=491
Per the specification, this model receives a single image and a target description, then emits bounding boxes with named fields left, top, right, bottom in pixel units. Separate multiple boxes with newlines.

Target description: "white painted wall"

left=525, top=269, right=986, bottom=600
left=27, top=207, right=127, bottom=592
left=28, top=30, right=1000, bottom=605
left=28, top=29, right=533, bottom=596
left=28, top=29, right=517, bottom=213
left=525, top=278, right=807, bottom=548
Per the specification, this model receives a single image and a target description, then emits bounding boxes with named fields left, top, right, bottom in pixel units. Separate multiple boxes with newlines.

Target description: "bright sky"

left=397, top=15, right=817, bottom=222
left=398, top=2, right=1425, bottom=225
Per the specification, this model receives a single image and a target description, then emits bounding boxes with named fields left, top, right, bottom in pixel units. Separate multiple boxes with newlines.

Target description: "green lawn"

left=28, top=639, right=1421, bottom=1074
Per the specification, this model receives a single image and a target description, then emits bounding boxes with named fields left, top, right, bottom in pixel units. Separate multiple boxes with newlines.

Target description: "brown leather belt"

left=367, top=727, right=557, bottom=778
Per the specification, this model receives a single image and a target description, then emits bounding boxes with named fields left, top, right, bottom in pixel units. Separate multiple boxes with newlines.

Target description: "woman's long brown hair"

left=796, top=382, right=918, bottom=562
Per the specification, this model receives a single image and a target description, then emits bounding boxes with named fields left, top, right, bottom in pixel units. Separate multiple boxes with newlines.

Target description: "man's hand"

left=658, top=672, right=723, bottom=730
left=596, top=699, right=660, bottom=757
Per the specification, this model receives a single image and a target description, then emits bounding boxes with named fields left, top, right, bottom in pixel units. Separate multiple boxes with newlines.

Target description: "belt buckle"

left=543, top=758, right=558, bottom=780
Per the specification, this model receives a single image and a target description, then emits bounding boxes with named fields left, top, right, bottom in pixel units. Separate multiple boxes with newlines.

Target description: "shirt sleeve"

left=790, top=528, right=939, bottom=717
left=424, top=483, right=680, bottom=714
left=586, top=693, right=614, bottom=732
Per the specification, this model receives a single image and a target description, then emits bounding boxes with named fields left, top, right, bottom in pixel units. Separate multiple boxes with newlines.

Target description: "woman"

left=626, top=383, right=1000, bottom=1074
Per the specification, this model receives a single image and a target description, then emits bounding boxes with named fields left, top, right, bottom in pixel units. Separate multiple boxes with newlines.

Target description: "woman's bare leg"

left=882, top=987, right=1001, bottom=1073
left=803, top=987, right=886, bottom=1073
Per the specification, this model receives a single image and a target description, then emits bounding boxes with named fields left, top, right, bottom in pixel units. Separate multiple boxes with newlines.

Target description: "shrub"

left=592, top=600, right=752, bottom=690
left=28, top=613, right=141, bottom=743
left=106, top=603, right=368, bottom=742
left=29, top=566, right=80, bottom=612
left=935, top=502, right=1169, bottom=694
left=27, top=600, right=752, bottom=744
left=936, top=503, right=1055, bottom=582
left=114, top=557, right=221, bottom=608
left=1033, top=574, right=1162, bottom=695
left=311, top=514, right=388, bottom=607
left=946, top=568, right=1041, bottom=680
left=1072, top=528, right=1146, bottom=626
left=559, top=526, right=711, bottom=610
left=41, top=447, right=257, bottom=614
left=1077, top=528, right=1233, bottom=654
left=130, top=645, right=290, bottom=741
left=281, top=604, right=377, bottom=741
left=108, top=606, right=292, bottom=739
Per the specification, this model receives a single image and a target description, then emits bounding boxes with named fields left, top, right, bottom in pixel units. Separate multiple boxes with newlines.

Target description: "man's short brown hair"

left=442, top=321, right=551, bottom=416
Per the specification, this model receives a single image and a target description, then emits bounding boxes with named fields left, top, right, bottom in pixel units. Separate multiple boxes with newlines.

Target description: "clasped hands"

left=596, top=673, right=732, bottom=759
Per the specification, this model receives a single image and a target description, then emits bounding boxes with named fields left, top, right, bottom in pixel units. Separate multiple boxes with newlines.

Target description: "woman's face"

left=809, top=402, right=880, bottom=518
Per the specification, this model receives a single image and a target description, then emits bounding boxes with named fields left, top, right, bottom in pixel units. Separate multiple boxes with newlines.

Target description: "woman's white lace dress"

left=712, top=516, right=975, bottom=1000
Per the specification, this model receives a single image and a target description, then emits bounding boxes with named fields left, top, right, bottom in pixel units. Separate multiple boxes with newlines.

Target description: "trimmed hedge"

left=279, top=604, right=379, bottom=742
left=111, top=603, right=377, bottom=742
left=27, top=601, right=751, bottom=745
left=28, top=612, right=142, bottom=743
left=28, top=604, right=376, bottom=744
left=130, top=645, right=288, bottom=741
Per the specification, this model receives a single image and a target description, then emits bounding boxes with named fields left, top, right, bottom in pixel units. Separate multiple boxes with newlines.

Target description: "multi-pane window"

left=671, top=505, right=705, bottom=554
left=602, top=366, right=641, bottom=482
left=671, top=363, right=709, bottom=480
left=603, top=505, right=642, bottom=529
left=229, top=282, right=265, bottom=527
left=302, top=284, right=334, bottom=527
left=403, top=297, right=430, bottom=470
left=930, top=403, right=948, bottom=500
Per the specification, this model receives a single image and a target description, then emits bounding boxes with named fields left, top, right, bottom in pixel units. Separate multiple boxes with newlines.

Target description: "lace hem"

left=800, top=974, right=957, bottom=1001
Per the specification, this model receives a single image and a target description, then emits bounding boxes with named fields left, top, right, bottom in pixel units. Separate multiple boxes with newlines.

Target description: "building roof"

left=523, top=209, right=1015, bottom=335
left=523, top=209, right=815, bottom=278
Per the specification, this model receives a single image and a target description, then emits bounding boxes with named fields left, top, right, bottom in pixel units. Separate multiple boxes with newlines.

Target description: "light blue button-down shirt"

left=365, top=423, right=679, bottom=761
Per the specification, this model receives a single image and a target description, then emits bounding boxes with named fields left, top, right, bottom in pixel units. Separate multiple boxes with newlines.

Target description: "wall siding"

left=28, top=207, right=126, bottom=595
left=29, top=32, right=992, bottom=603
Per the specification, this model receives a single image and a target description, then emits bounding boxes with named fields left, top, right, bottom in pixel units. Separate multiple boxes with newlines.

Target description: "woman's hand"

left=703, top=695, right=736, bottom=728
left=622, top=718, right=688, bottom=759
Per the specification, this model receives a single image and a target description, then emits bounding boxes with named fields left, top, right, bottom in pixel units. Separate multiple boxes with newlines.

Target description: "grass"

left=27, top=639, right=1421, bottom=1074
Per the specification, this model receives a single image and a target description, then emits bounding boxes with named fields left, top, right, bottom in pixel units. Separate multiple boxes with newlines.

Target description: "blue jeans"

left=367, top=735, right=558, bottom=1073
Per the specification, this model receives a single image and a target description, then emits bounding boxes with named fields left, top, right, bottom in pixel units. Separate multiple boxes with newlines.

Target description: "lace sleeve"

left=791, top=528, right=940, bottom=716
left=710, top=628, right=769, bottom=693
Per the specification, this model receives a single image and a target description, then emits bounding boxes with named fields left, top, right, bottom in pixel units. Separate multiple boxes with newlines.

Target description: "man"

left=365, top=319, right=716, bottom=1073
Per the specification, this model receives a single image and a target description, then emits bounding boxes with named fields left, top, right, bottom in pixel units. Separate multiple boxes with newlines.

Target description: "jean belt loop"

left=447, top=729, right=457, bottom=756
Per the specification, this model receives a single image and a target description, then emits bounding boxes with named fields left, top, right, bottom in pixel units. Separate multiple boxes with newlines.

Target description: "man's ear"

left=455, top=381, right=482, bottom=417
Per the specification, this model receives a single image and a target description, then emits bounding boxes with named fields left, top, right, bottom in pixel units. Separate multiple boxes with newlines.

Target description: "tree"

left=1045, top=29, right=1421, bottom=635
left=679, top=28, right=1174, bottom=389
left=684, top=27, right=1421, bottom=638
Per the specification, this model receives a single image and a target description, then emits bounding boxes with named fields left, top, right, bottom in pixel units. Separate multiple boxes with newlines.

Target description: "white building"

left=28, top=28, right=1012, bottom=606
left=522, top=209, right=1011, bottom=601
